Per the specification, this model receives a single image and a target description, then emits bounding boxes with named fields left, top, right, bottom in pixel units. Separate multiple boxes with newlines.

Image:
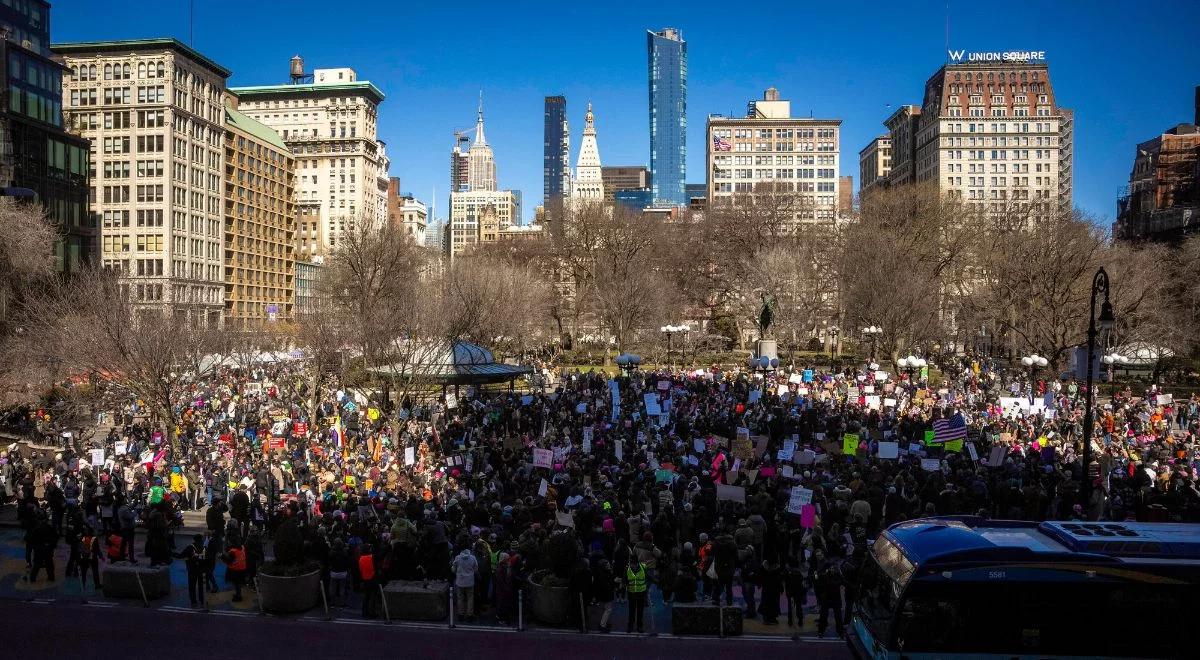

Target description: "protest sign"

left=657, top=380, right=670, bottom=391
left=521, top=395, right=534, bottom=406
left=446, top=393, right=457, bottom=409
left=732, top=428, right=753, bottom=460
left=748, top=390, right=761, bottom=404
left=614, top=438, right=623, bottom=461
left=140, top=450, right=154, bottom=464
left=582, top=427, right=593, bottom=454
left=884, top=398, right=897, bottom=408
left=921, top=458, right=941, bottom=472
left=538, top=478, right=549, bottom=497
left=789, top=373, right=803, bottom=384
left=693, top=438, right=706, bottom=454
left=532, top=447, right=553, bottom=469
left=944, top=438, right=964, bottom=453
left=988, top=445, right=1007, bottom=467
left=877, top=441, right=899, bottom=459
left=576, top=402, right=587, bottom=414
left=803, top=369, right=813, bottom=383
left=90, top=449, right=105, bottom=466
left=866, top=395, right=881, bottom=410
left=781, top=466, right=794, bottom=479
left=966, top=442, right=979, bottom=462
left=715, top=483, right=746, bottom=503
left=924, top=430, right=936, bottom=444
left=796, top=449, right=816, bottom=465
left=555, top=511, right=575, bottom=528
left=643, top=393, right=661, bottom=416
left=753, top=435, right=769, bottom=458
left=114, top=441, right=128, bottom=455
left=404, top=446, right=416, bottom=466
left=800, top=504, right=816, bottom=528
left=843, top=433, right=860, bottom=456
left=787, top=486, right=814, bottom=514
left=293, top=422, right=308, bottom=436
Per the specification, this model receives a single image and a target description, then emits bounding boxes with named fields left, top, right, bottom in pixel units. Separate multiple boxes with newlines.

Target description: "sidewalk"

left=0, top=524, right=826, bottom=639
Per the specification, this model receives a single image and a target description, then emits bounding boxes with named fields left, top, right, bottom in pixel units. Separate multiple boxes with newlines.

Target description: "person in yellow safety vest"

left=625, top=555, right=648, bottom=634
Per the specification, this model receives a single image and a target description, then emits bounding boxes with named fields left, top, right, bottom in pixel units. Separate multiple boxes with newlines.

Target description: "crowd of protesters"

left=2, top=355, right=1198, bottom=636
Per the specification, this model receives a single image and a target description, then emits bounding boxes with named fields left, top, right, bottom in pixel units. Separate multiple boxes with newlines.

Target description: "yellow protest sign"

left=944, top=439, right=963, bottom=453
left=367, top=407, right=381, bottom=421
left=843, top=433, right=860, bottom=455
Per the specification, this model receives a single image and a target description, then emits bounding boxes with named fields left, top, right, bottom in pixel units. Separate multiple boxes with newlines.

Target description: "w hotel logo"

left=948, top=50, right=966, bottom=62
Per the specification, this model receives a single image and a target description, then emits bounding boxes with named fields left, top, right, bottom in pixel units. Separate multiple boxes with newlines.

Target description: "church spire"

left=583, top=102, right=595, bottom=136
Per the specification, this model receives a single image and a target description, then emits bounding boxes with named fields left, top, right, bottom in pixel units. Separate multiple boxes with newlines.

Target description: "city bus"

left=848, top=516, right=1198, bottom=659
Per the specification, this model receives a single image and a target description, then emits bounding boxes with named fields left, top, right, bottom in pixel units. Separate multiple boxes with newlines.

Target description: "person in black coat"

left=174, top=534, right=208, bottom=607
left=28, top=513, right=58, bottom=582
left=229, top=486, right=251, bottom=539
left=592, top=558, right=615, bottom=632
left=758, top=556, right=784, bottom=624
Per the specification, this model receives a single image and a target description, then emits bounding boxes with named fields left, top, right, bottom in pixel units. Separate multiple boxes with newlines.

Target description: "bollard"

left=133, top=570, right=149, bottom=608
left=79, top=572, right=88, bottom=604
left=518, top=589, right=524, bottom=632
left=449, top=583, right=456, bottom=629
left=255, top=578, right=265, bottom=615
left=320, top=580, right=331, bottom=620
left=379, top=584, right=391, bottom=624
left=647, top=594, right=657, bottom=637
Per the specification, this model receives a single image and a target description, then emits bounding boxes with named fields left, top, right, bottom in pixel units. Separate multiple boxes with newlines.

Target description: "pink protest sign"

left=800, top=504, right=816, bottom=528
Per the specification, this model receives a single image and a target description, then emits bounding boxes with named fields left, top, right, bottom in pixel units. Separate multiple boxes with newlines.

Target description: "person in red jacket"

left=358, top=543, right=379, bottom=619
left=224, top=540, right=247, bottom=602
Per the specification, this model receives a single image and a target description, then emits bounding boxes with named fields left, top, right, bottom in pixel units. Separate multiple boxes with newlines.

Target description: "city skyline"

left=50, top=0, right=1200, bottom=224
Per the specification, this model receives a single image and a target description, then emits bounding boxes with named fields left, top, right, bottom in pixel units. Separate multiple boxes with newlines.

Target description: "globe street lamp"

left=660, top=324, right=690, bottom=363
left=1102, top=352, right=1130, bottom=397
left=615, top=353, right=642, bottom=377
left=1020, top=354, right=1049, bottom=404
left=828, top=326, right=840, bottom=360
left=862, top=325, right=883, bottom=361
left=1081, top=267, right=1114, bottom=517
left=896, top=355, right=927, bottom=382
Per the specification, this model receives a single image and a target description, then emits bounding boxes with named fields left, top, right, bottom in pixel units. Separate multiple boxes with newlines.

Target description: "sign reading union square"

left=948, top=49, right=1047, bottom=63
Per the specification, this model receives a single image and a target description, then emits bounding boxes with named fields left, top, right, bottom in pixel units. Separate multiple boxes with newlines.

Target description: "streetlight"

left=862, top=325, right=883, bottom=361
left=828, top=326, right=840, bottom=359
left=1102, top=352, right=1130, bottom=397
left=896, top=355, right=926, bottom=382
left=1020, top=354, right=1049, bottom=404
left=615, top=353, right=642, bottom=377
left=660, top=324, right=690, bottom=362
left=1081, top=267, right=1114, bottom=517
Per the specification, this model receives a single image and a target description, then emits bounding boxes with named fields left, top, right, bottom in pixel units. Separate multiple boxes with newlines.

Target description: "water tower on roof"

left=289, top=55, right=312, bottom=84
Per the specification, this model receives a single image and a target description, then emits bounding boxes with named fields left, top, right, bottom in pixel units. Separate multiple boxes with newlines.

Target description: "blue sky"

left=53, top=0, right=1200, bottom=225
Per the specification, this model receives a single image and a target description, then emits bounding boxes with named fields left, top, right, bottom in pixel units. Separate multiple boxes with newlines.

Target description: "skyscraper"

left=468, top=93, right=496, bottom=192
left=543, top=95, right=569, bottom=202
left=647, top=27, right=686, bottom=206
left=4, top=0, right=92, bottom=274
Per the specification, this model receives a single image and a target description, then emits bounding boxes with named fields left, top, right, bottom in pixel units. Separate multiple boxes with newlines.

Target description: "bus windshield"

left=891, top=576, right=1195, bottom=658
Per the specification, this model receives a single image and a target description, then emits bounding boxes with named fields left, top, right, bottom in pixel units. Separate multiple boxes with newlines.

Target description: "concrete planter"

left=102, top=562, right=171, bottom=600
left=382, top=580, right=449, bottom=621
left=670, top=603, right=743, bottom=636
left=256, top=568, right=321, bottom=613
left=528, top=570, right=571, bottom=626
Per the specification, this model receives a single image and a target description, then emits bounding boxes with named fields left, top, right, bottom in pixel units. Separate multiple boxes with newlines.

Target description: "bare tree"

left=0, top=200, right=58, bottom=403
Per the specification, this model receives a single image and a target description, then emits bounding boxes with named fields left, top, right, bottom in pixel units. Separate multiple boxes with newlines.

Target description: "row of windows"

left=70, top=61, right=166, bottom=82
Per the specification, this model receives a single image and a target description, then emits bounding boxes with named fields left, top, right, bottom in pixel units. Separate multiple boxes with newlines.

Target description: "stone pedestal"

left=754, top=339, right=778, bottom=361
left=101, top=562, right=171, bottom=600
left=257, top=569, right=321, bottom=613
left=528, top=571, right=571, bottom=626
left=382, top=580, right=449, bottom=621
left=670, top=603, right=743, bottom=636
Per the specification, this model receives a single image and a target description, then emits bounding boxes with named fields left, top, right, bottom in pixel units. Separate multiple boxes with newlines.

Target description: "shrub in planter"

left=257, top=518, right=321, bottom=613
left=527, top=569, right=571, bottom=626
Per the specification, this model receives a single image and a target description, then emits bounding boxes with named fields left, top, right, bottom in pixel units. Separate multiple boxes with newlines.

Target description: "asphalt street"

left=3, top=597, right=852, bottom=660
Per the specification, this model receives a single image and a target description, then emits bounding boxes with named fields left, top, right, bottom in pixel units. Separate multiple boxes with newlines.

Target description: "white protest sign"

left=582, top=427, right=593, bottom=454
left=114, top=441, right=128, bottom=456
left=405, top=446, right=416, bottom=466
left=789, top=373, right=803, bottom=384
left=657, top=380, right=670, bottom=391
left=614, top=438, right=623, bottom=461
left=532, top=448, right=553, bottom=469
left=863, top=385, right=875, bottom=394
left=644, top=393, right=661, bottom=416
left=446, top=393, right=458, bottom=409
left=781, top=466, right=794, bottom=479
left=877, top=441, right=899, bottom=460
left=787, top=486, right=814, bottom=514
left=796, top=449, right=816, bottom=465
left=966, top=442, right=979, bottom=462
left=556, top=511, right=575, bottom=528
left=90, top=449, right=105, bottom=466
left=715, top=483, right=746, bottom=503
left=921, top=458, right=941, bottom=472
left=538, top=478, right=549, bottom=497
left=988, top=445, right=1007, bottom=467
left=748, top=390, right=761, bottom=404
left=884, top=397, right=897, bottom=408
left=866, top=395, right=881, bottom=410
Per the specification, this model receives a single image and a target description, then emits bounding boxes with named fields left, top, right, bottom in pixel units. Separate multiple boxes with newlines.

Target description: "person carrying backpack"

left=814, top=552, right=845, bottom=639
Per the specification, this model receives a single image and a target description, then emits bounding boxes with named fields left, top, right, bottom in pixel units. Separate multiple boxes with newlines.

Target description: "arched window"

left=122, top=63, right=130, bottom=78
left=156, top=62, right=165, bottom=78
left=138, top=62, right=146, bottom=78
left=70, top=65, right=78, bottom=80
left=88, top=64, right=96, bottom=80
left=103, top=63, right=112, bottom=79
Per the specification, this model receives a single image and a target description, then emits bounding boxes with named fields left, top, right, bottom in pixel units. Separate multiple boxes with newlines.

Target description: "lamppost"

left=1020, top=354, right=1049, bottom=405
left=615, top=353, right=642, bottom=377
left=660, top=324, right=690, bottom=363
left=828, top=326, right=840, bottom=362
left=1102, top=352, right=1130, bottom=398
left=1081, top=267, right=1114, bottom=517
left=862, top=325, right=883, bottom=361
left=896, top=355, right=927, bottom=382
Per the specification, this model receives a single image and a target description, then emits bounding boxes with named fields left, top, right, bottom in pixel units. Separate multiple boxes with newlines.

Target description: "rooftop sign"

left=948, top=50, right=1046, bottom=63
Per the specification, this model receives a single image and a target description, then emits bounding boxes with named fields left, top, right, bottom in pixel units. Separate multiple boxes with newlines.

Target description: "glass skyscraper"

left=543, top=95, right=568, bottom=202
left=647, top=27, right=686, bottom=206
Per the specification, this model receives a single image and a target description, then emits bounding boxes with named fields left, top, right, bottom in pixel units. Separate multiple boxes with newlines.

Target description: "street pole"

left=1081, top=267, right=1113, bottom=518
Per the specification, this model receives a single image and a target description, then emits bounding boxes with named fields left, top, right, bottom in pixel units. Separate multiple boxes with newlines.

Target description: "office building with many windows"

left=448, top=188, right=520, bottom=260
left=601, top=165, right=648, bottom=204
left=56, top=38, right=229, bottom=323
left=230, top=61, right=388, bottom=261
left=543, top=95, right=568, bottom=202
left=647, top=27, right=686, bottom=206
left=706, top=87, right=842, bottom=223
left=910, top=58, right=1072, bottom=216
left=1, top=0, right=91, bottom=273
left=387, top=176, right=427, bottom=246
left=222, top=99, right=295, bottom=328
left=858, top=136, right=891, bottom=197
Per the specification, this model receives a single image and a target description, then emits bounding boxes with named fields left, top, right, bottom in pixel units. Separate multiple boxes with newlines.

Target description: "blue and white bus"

left=848, top=517, right=1198, bottom=659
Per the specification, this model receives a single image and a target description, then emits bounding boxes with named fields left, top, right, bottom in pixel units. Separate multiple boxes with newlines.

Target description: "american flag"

left=932, top=413, right=967, bottom=443
left=713, top=135, right=732, bottom=151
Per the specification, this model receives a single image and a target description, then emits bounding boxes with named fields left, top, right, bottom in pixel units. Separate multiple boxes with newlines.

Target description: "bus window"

left=856, top=556, right=900, bottom=643
left=892, top=578, right=1194, bottom=657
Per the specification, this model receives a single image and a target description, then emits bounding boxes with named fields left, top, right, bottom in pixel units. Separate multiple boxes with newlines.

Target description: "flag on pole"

left=932, top=413, right=967, bottom=443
